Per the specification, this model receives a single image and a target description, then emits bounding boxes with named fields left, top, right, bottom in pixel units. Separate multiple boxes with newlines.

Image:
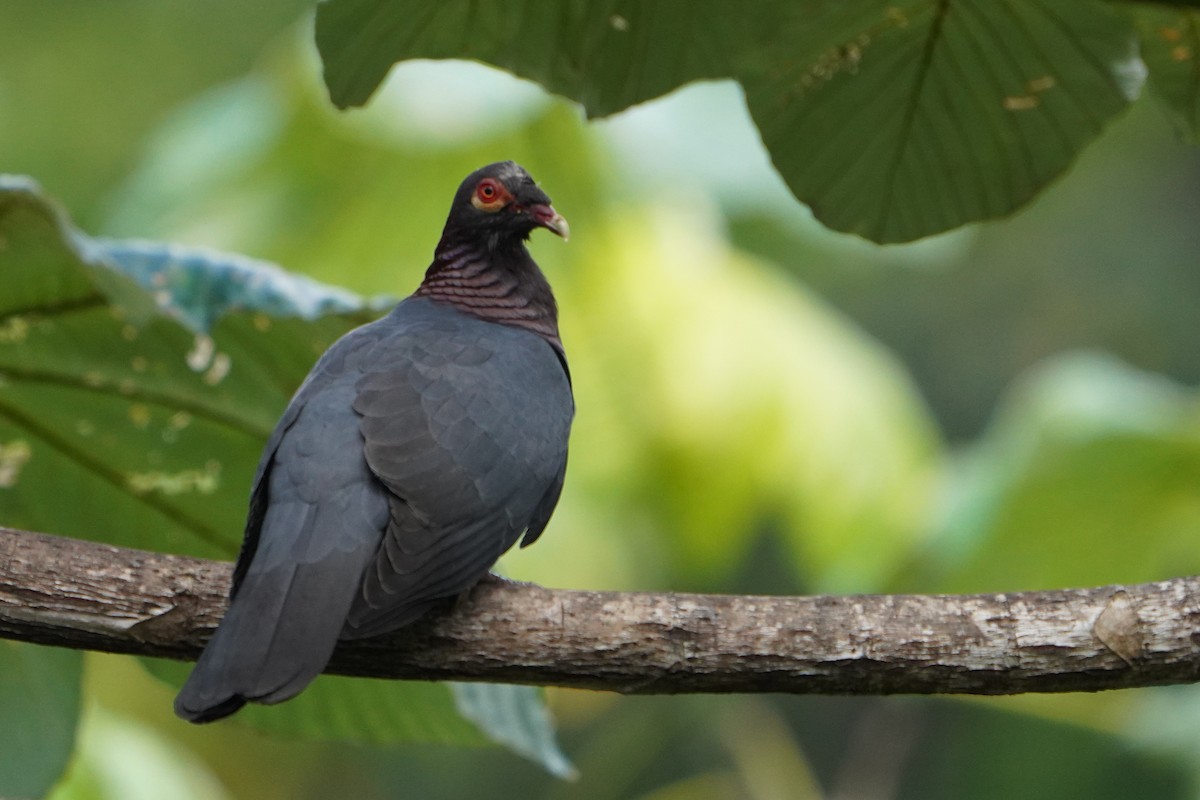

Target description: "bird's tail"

left=175, top=546, right=374, bottom=723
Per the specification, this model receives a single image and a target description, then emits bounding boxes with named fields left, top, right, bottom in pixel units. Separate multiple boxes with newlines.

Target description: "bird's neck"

left=415, top=236, right=562, bottom=351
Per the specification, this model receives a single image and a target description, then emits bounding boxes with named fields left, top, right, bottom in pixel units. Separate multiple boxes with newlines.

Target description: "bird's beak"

left=529, top=204, right=570, bottom=241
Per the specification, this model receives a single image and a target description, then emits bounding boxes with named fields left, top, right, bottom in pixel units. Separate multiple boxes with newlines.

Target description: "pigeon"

left=175, top=162, right=573, bottom=723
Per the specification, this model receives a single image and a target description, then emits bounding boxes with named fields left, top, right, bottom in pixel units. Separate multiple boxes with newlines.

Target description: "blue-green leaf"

left=452, top=683, right=576, bottom=779
left=99, top=240, right=384, bottom=333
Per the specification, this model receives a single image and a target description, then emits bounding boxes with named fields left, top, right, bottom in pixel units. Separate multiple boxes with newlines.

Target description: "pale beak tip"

left=531, top=204, right=570, bottom=242
left=551, top=214, right=570, bottom=242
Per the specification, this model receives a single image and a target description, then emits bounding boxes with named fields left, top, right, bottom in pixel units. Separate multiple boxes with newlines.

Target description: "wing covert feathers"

left=176, top=298, right=572, bottom=721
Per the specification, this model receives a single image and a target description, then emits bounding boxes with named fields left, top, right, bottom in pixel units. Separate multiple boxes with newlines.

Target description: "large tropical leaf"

left=0, top=176, right=569, bottom=773
left=315, top=0, right=1146, bottom=242
left=0, top=175, right=370, bottom=557
left=742, top=0, right=1142, bottom=242
left=314, top=0, right=758, bottom=116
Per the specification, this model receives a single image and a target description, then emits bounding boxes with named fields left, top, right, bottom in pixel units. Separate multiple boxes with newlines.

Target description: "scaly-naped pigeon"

left=176, top=162, right=573, bottom=722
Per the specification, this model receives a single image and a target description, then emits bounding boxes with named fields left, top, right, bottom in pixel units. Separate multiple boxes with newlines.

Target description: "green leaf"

left=0, top=176, right=359, bottom=557
left=315, top=0, right=1144, bottom=243
left=0, top=176, right=154, bottom=322
left=744, top=0, right=1144, bottom=242
left=314, top=0, right=756, bottom=117
left=932, top=353, right=1200, bottom=592
left=452, top=683, right=576, bottom=779
left=0, top=641, right=82, bottom=800
left=0, top=176, right=566, bottom=757
left=1134, top=8, right=1200, bottom=142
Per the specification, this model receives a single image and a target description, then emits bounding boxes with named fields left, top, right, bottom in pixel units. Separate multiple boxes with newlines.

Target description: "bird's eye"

left=471, top=179, right=508, bottom=212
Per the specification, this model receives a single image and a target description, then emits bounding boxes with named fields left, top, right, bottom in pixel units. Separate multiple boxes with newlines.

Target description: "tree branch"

left=2, top=525, right=1199, bottom=694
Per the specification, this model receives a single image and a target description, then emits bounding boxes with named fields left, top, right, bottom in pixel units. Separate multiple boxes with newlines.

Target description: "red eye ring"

left=477, top=180, right=499, bottom=201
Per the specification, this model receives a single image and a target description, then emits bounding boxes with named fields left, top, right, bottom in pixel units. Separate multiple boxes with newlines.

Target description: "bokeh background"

left=4, top=2, right=1200, bottom=797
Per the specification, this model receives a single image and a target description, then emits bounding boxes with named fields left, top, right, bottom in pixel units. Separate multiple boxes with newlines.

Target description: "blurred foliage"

left=1, top=1, right=1200, bottom=798
left=49, top=706, right=232, bottom=800
left=0, top=643, right=81, bottom=799
left=930, top=354, right=1200, bottom=593
left=1137, top=8, right=1200, bottom=143
left=729, top=96, right=1200, bottom=442
left=0, top=0, right=311, bottom=225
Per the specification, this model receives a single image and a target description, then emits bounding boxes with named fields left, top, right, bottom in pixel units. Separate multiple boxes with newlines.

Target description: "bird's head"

left=441, top=161, right=569, bottom=249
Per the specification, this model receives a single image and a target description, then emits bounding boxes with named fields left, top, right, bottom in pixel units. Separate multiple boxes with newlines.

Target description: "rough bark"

left=2, top=526, right=1199, bottom=695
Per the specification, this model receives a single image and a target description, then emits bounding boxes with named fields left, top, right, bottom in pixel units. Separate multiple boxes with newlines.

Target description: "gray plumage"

left=176, top=163, right=573, bottom=722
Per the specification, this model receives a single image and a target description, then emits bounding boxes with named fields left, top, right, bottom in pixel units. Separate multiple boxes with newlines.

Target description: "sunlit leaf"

left=0, top=642, right=81, bottom=800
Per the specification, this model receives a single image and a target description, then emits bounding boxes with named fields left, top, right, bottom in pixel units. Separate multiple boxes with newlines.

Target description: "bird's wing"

left=345, top=309, right=572, bottom=638
left=229, top=398, right=301, bottom=596
left=518, top=457, right=567, bottom=549
left=176, top=325, right=392, bottom=721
